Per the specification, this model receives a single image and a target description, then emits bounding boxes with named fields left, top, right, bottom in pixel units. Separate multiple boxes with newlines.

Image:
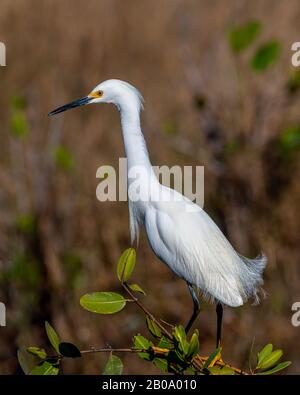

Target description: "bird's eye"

left=97, top=90, right=103, bottom=97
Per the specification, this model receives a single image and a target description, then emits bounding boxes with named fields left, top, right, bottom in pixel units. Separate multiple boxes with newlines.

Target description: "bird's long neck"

left=119, top=103, right=155, bottom=178
left=119, top=100, right=158, bottom=243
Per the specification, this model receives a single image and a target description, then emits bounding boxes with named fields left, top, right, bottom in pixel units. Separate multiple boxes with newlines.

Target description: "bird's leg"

left=207, top=301, right=224, bottom=368
left=216, top=301, right=223, bottom=348
left=185, top=283, right=200, bottom=334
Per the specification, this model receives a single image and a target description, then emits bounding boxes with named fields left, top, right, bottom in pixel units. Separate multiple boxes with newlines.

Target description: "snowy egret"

left=49, top=79, right=267, bottom=346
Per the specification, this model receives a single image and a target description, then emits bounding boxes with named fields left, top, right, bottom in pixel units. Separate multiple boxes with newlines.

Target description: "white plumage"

left=131, top=180, right=266, bottom=308
left=49, top=79, right=267, bottom=339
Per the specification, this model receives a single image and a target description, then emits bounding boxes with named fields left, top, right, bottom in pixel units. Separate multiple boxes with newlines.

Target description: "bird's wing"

left=145, top=186, right=264, bottom=307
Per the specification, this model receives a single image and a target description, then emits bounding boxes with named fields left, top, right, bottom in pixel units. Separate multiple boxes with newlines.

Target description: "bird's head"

left=48, top=79, right=144, bottom=116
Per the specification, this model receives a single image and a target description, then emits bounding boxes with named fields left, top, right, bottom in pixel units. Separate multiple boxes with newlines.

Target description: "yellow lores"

left=88, top=90, right=103, bottom=98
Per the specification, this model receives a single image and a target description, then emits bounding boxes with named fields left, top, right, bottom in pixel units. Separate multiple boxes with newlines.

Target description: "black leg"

left=185, top=282, right=200, bottom=334
left=216, top=301, right=223, bottom=348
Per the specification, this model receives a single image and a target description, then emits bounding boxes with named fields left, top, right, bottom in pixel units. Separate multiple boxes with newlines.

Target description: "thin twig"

left=79, top=346, right=246, bottom=374
left=80, top=348, right=145, bottom=354
left=194, top=355, right=248, bottom=375
left=80, top=346, right=170, bottom=356
left=160, top=319, right=175, bottom=329
left=121, top=281, right=173, bottom=339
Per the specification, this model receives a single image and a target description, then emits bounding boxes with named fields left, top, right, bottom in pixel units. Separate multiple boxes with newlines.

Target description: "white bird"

left=49, top=79, right=267, bottom=346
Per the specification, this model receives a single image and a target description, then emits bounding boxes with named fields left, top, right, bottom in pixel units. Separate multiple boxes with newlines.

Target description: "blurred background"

left=0, top=0, right=300, bottom=374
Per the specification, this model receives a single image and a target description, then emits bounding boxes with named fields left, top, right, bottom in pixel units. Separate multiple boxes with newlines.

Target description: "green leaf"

left=117, top=248, right=136, bottom=282
left=129, top=283, right=146, bottom=295
left=219, top=366, right=235, bottom=375
left=30, top=361, right=59, bottom=375
left=54, top=145, right=74, bottom=171
left=80, top=292, right=126, bottom=314
left=257, top=361, right=291, bottom=375
left=6, top=253, right=41, bottom=287
left=158, top=336, right=173, bottom=350
left=133, top=335, right=153, bottom=361
left=27, top=347, right=47, bottom=360
left=257, top=343, right=273, bottom=367
left=174, top=348, right=186, bottom=363
left=208, top=365, right=234, bottom=375
left=173, top=325, right=186, bottom=342
left=257, top=349, right=283, bottom=370
left=153, top=357, right=168, bottom=372
left=102, top=353, right=123, bottom=375
left=173, top=325, right=189, bottom=356
left=133, top=335, right=153, bottom=350
left=167, top=349, right=187, bottom=370
left=58, top=342, right=81, bottom=358
left=287, top=70, right=300, bottom=94
left=280, top=125, right=300, bottom=153
left=17, top=348, right=39, bottom=375
left=228, top=20, right=261, bottom=53
left=203, top=347, right=222, bottom=369
left=146, top=316, right=162, bottom=338
left=251, top=41, right=280, bottom=72
left=10, top=95, right=27, bottom=110
left=208, top=366, right=222, bottom=375
left=187, top=330, right=199, bottom=358
left=10, top=111, right=28, bottom=138
left=16, top=213, right=36, bottom=235
left=45, top=321, right=60, bottom=354
left=184, top=366, right=197, bottom=375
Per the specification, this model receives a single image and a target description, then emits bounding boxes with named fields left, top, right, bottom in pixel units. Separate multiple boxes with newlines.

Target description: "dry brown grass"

left=0, top=0, right=300, bottom=374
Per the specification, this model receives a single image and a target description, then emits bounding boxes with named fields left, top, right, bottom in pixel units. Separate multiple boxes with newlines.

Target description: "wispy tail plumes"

left=238, top=253, right=267, bottom=304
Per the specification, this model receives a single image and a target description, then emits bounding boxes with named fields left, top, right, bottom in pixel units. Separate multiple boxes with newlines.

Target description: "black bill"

left=48, top=96, right=92, bottom=116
